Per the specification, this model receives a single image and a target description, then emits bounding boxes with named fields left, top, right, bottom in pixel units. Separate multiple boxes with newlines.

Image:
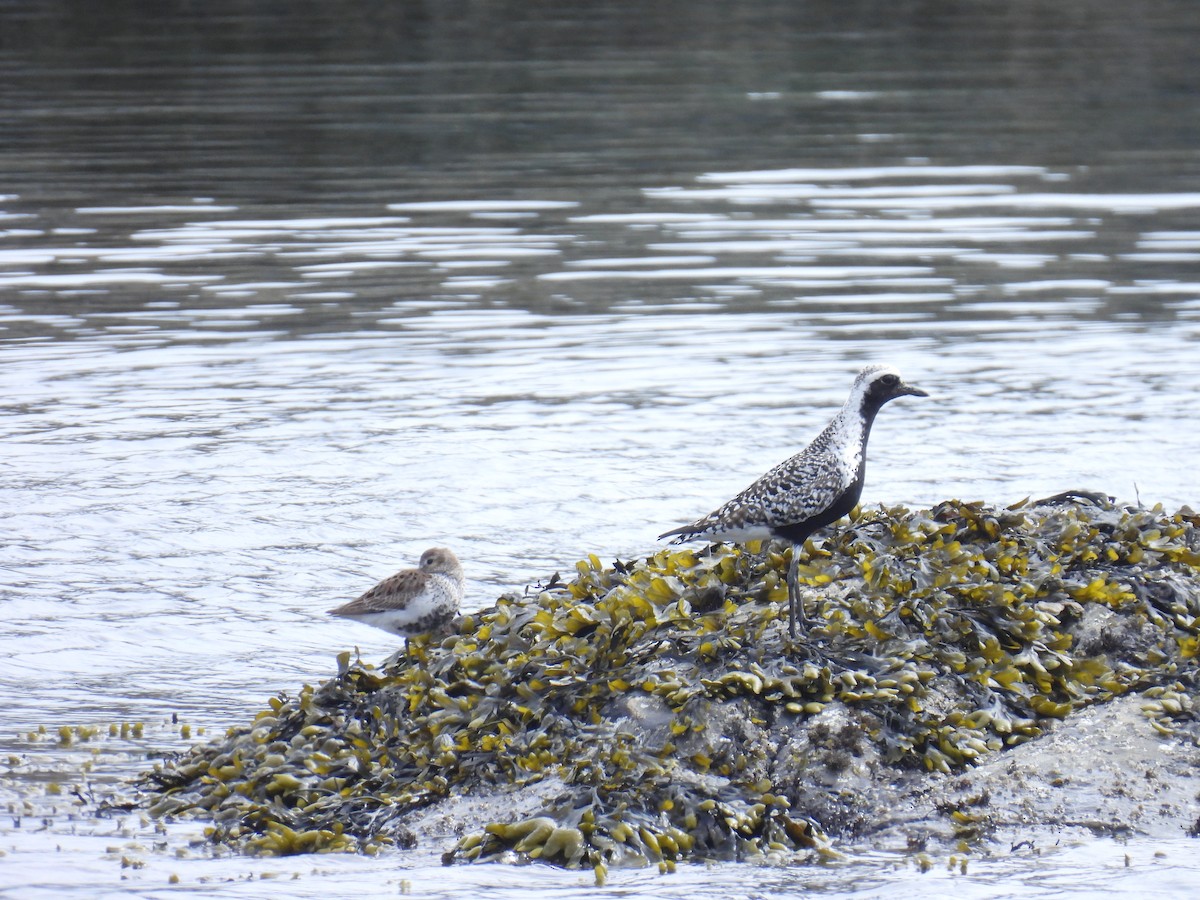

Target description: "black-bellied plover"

left=328, top=547, right=465, bottom=638
left=659, top=364, right=927, bottom=637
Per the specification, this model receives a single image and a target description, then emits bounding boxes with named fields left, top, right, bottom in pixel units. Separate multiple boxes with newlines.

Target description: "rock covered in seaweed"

left=139, top=495, right=1200, bottom=879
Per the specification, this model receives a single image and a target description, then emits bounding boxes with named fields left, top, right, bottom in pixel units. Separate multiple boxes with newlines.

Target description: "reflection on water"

left=6, top=164, right=1200, bottom=344
left=3, top=0, right=1200, bottom=896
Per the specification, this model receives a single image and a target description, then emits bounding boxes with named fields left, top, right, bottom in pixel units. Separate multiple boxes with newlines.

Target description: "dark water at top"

left=5, top=0, right=1200, bottom=206
left=2, top=2, right=1200, bottom=897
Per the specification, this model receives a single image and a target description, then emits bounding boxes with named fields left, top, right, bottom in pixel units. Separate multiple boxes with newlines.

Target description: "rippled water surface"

left=3, top=1, right=1200, bottom=896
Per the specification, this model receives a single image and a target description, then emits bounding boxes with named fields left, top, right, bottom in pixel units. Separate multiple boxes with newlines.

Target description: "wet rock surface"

left=135, top=495, right=1200, bottom=879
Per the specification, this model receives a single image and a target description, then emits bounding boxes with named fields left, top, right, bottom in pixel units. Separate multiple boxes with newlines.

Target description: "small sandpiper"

left=327, top=546, right=465, bottom=638
left=659, top=364, right=928, bottom=638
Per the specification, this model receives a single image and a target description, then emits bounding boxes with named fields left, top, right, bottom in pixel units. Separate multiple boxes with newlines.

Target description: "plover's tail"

left=657, top=524, right=701, bottom=544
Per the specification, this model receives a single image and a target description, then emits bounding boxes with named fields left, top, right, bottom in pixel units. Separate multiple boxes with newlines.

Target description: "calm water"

left=3, top=1, right=1200, bottom=896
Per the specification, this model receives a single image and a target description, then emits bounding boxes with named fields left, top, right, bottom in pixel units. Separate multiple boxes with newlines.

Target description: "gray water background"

left=2, top=1, right=1200, bottom=896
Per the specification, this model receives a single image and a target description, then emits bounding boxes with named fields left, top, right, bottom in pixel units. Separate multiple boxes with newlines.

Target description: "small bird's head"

left=419, top=547, right=461, bottom=574
left=853, top=364, right=929, bottom=414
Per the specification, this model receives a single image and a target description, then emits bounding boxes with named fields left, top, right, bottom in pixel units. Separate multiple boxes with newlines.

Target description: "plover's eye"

left=880, top=373, right=899, bottom=386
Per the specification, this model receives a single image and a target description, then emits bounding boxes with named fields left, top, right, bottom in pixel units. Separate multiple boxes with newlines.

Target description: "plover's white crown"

left=660, top=365, right=927, bottom=545
left=328, top=546, right=465, bottom=638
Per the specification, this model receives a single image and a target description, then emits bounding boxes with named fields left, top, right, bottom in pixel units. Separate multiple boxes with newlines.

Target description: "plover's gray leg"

left=787, top=544, right=809, bottom=638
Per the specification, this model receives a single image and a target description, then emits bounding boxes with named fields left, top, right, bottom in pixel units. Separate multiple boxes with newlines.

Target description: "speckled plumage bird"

left=327, top=547, right=465, bottom=638
left=659, top=364, right=928, bottom=637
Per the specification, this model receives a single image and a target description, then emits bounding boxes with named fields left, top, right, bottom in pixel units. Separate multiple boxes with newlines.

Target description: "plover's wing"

left=733, top=444, right=849, bottom=523
left=328, top=568, right=429, bottom=616
left=660, top=443, right=847, bottom=542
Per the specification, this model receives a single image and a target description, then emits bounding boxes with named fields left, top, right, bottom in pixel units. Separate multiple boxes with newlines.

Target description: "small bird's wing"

left=328, top=569, right=428, bottom=615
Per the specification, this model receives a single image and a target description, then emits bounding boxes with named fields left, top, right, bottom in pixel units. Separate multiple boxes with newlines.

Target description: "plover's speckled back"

left=328, top=547, right=465, bottom=638
left=660, top=365, right=928, bottom=637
